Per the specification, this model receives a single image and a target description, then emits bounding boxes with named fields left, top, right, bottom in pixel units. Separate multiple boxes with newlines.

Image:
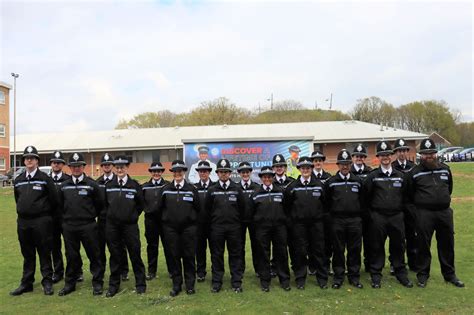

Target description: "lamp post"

left=267, top=93, right=274, bottom=110
left=11, top=73, right=19, bottom=171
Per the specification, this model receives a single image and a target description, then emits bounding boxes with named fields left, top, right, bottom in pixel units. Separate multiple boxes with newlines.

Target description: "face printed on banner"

left=217, top=170, right=231, bottom=182
left=198, top=170, right=210, bottom=182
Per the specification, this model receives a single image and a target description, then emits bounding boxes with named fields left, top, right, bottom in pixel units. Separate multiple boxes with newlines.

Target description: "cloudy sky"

left=1, top=0, right=472, bottom=134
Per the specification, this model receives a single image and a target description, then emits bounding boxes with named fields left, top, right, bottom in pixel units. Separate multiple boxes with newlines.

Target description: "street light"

left=11, top=73, right=19, bottom=172
left=267, top=93, right=274, bottom=110
left=325, top=93, right=333, bottom=110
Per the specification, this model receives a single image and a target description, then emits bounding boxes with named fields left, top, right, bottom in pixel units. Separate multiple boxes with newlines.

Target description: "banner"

left=184, top=140, right=312, bottom=183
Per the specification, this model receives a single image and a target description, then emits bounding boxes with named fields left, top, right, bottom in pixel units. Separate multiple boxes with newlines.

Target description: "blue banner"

left=184, top=141, right=312, bottom=183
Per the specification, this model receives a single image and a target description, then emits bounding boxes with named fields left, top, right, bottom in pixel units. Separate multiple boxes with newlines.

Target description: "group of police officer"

left=10, top=137, right=464, bottom=298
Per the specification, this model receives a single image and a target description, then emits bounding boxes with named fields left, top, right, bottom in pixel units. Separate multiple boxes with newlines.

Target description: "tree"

left=272, top=99, right=306, bottom=111
left=115, top=110, right=178, bottom=129
left=350, top=97, right=396, bottom=126
left=454, top=122, right=474, bottom=147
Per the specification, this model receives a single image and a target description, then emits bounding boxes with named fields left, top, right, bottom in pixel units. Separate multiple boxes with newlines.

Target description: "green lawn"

left=0, top=163, right=472, bottom=314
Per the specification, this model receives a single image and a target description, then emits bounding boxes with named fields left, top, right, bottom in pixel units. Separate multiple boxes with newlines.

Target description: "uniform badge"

left=357, top=145, right=363, bottom=152
left=276, top=155, right=281, bottom=162
left=381, top=142, right=387, bottom=150
left=104, top=153, right=110, bottom=161
left=220, top=160, right=226, bottom=167
left=73, top=153, right=79, bottom=161
left=425, top=140, right=432, bottom=148
left=55, top=151, right=61, bottom=158
left=342, top=151, right=349, bottom=159
left=27, top=146, right=33, bottom=153
left=399, top=139, right=405, bottom=146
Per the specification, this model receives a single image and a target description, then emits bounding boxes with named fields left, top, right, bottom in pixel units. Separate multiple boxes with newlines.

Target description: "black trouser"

left=404, top=209, right=418, bottom=270
left=162, top=224, right=197, bottom=290
left=362, top=212, right=371, bottom=270
left=255, top=224, right=290, bottom=288
left=210, top=225, right=243, bottom=288
left=292, top=220, right=327, bottom=286
left=106, top=221, right=146, bottom=290
left=144, top=213, right=160, bottom=275
left=322, top=214, right=333, bottom=273
left=331, top=216, right=362, bottom=284
left=240, top=221, right=260, bottom=275
left=98, top=217, right=129, bottom=276
left=369, top=212, right=407, bottom=282
left=196, top=221, right=210, bottom=278
left=17, top=216, right=53, bottom=288
left=286, top=221, right=296, bottom=272
left=51, top=217, right=64, bottom=277
left=415, top=208, right=457, bottom=282
left=62, top=222, right=104, bottom=288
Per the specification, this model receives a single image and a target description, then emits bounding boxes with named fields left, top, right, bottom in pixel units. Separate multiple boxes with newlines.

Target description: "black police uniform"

left=49, top=155, right=71, bottom=282
left=406, top=141, right=462, bottom=286
left=206, top=176, right=245, bottom=291
left=364, top=146, right=411, bottom=287
left=159, top=179, right=200, bottom=293
left=286, top=171, right=328, bottom=288
left=325, top=161, right=364, bottom=287
left=105, top=174, right=146, bottom=294
left=59, top=168, right=105, bottom=294
left=142, top=176, right=170, bottom=278
left=310, top=168, right=332, bottom=275
left=239, top=178, right=261, bottom=275
left=194, top=179, right=215, bottom=279
left=251, top=181, right=290, bottom=290
left=12, top=146, right=58, bottom=295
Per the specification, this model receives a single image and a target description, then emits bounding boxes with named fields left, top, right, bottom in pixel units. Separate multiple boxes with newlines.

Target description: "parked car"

left=39, top=166, right=52, bottom=175
left=439, top=146, right=463, bottom=162
left=452, top=147, right=474, bottom=162
left=0, top=174, right=9, bottom=186
left=6, top=167, right=26, bottom=181
left=445, top=148, right=464, bottom=162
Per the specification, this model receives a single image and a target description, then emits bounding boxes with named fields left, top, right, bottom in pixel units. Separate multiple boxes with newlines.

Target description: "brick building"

left=11, top=120, right=426, bottom=177
left=0, top=81, right=11, bottom=175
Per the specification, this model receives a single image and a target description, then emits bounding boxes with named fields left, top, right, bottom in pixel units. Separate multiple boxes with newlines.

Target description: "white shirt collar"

left=73, top=174, right=85, bottom=184
left=103, top=173, right=113, bottom=181
left=397, top=159, right=406, bottom=166
left=380, top=165, right=393, bottom=176
left=275, top=174, right=286, bottom=182
left=241, top=179, right=252, bottom=187
left=263, top=184, right=273, bottom=191
left=353, top=164, right=364, bottom=172
left=173, top=179, right=184, bottom=188
left=51, top=171, right=63, bottom=179
left=313, top=169, right=323, bottom=176
left=339, top=172, right=350, bottom=180
left=200, top=179, right=210, bottom=187
left=26, top=168, right=38, bottom=178
left=153, top=178, right=162, bottom=185
left=300, top=176, right=311, bottom=185
left=219, top=180, right=231, bottom=188
left=118, top=175, right=128, bottom=185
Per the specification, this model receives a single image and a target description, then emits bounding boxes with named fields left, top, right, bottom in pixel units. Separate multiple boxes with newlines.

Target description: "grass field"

left=0, top=163, right=472, bottom=314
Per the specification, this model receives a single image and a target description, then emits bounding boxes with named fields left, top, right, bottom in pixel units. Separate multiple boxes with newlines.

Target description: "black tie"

left=266, top=186, right=271, bottom=192
left=358, top=169, right=363, bottom=174
left=244, top=183, right=248, bottom=190
left=279, top=179, right=284, bottom=184
left=304, top=180, right=308, bottom=186
left=54, top=175, right=58, bottom=182
left=119, top=179, right=124, bottom=187
left=176, top=184, right=181, bottom=190
left=317, top=173, right=321, bottom=179
left=343, top=176, right=347, bottom=181
left=402, top=163, right=406, bottom=170
left=202, top=182, right=207, bottom=189
left=27, top=174, right=31, bottom=181
left=385, top=171, right=390, bottom=177
left=222, top=183, right=227, bottom=190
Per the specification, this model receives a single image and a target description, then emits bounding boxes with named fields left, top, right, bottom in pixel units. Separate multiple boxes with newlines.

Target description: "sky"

left=0, top=0, right=472, bottom=135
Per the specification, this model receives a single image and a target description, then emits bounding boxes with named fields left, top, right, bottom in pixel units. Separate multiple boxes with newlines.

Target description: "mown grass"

left=0, top=163, right=472, bottom=314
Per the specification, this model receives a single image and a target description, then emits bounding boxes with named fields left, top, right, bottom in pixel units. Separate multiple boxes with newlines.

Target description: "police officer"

left=286, top=156, right=328, bottom=289
left=251, top=166, right=290, bottom=292
left=96, top=153, right=129, bottom=281
left=142, top=161, right=170, bottom=280
left=159, top=160, right=200, bottom=296
left=188, top=145, right=218, bottom=183
left=325, top=149, right=364, bottom=289
left=58, top=152, right=105, bottom=296
left=286, top=145, right=301, bottom=179
left=310, top=150, right=332, bottom=276
left=237, top=161, right=260, bottom=276
left=49, top=150, right=71, bottom=283
left=364, top=141, right=413, bottom=288
left=105, top=156, right=146, bottom=297
left=351, top=143, right=373, bottom=272
left=206, top=158, right=245, bottom=293
left=11, top=146, right=57, bottom=296
left=406, top=139, right=464, bottom=288
left=193, top=160, right=215, bottom=282
left=391, top=138, right=416, bottom=271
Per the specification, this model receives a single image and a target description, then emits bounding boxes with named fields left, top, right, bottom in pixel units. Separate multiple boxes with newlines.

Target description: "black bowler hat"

left=114, top=155, right=130, bottom=166
left=311, top=150, right=326, bottom=161
left=216, top=159, right=232, bottom=172
left=68, top=152, right=87, bottom=166
left=258, top=166, right=274, bottom=177
left=352, top=143, right=368, bottom=157
left=296, top=156, right=313, bottom=169
left=237, top=162, right=253, bottom=172
left=50, top=151, right=66, bottom=164
left=272, top=154, right=286, bottom=167
left=101, top=153, right=114, bottom=165
left=196, top=160, right=212, bottom=171
left=22, top=146, right=40, bottom=160
left=376, top=140, right=393, bottom=156
left=418, top=138, right=437, bottom=154
left=170, top=160, right=188, bottom=172
left=393, top=138, right=410, bottom=151
left=149, top=161, right=165, bottom=172
left=337, top=149, right=352, bottom=164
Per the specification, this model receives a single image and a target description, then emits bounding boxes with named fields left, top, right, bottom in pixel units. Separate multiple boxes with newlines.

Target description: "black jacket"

left=351, top=164, right=373, bottom=181
left=206, top=181, right=245, bottom=228
left=96, top=173, right=116, bottom=221
left=239, top=180, right=261, bottom=223
left=406, top=162, right=453, bottom=211
left=324, top=172, right=364, bottom=217
left=285, top=176, right=326, bottom=222
left=14, top=169, right=58, bottom=219
left=250, top=185, right=287, bottom=226
left=159, top=180, right=200, bottom=228
left=364, top=168, right=407, bottom=216
left=59, top=175, right=103, bottom=225
left=194, top=180, right=216, bottom=224
left=105, top=176, right=145, bottom=224
left=51, top=172, right=71, bottom=220
left=142, top=178, right=169, bottom=215
left=391, top=159, right=415, bottom=174
left=311, top=169, right=332, bottom=184
left=273, top=176, right=295, bottom=188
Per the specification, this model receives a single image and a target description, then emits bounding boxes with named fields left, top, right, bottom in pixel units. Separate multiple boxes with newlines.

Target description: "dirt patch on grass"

left=452, top=196, right=474, bottom=202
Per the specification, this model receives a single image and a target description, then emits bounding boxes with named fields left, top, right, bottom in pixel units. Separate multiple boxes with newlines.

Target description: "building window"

left=0, top=91, right=5, bottom=104
left=0, top=158, right=5, bottom=170
left=0, top=124, right=5, bottom=137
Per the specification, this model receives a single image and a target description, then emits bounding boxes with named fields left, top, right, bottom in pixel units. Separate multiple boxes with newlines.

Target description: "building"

left=10, top=120, right=427, bottom=177
left=0, top=81, right=11, bottom=175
